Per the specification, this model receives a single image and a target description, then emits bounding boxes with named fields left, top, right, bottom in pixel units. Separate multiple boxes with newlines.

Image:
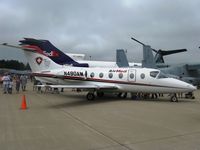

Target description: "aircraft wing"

left=186, top=64, right=200, bottom=70
left=36, top=84, right=118, bottom=90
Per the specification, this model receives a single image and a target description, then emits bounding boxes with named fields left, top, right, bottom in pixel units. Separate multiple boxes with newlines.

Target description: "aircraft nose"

left=186, top=84, right=197, bottom=91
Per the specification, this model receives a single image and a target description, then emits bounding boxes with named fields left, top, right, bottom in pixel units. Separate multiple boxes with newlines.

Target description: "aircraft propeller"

left=131, top=37, right=187, bottom=63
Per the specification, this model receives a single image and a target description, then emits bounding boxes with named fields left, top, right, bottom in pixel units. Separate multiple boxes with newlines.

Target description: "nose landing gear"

left=86, top=92, right=95, bottom=101
left=170, top=94, right=178, bottom=102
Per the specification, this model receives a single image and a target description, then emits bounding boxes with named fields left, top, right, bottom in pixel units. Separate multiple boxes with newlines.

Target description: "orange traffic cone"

left=21, top=95, right=27, bottom=110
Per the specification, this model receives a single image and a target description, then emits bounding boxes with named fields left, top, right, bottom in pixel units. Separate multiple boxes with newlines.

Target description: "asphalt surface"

left=0, top=82, right=200, bottom=150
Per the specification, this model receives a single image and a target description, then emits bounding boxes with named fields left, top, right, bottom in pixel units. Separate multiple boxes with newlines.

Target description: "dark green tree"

left=0, top=59, right=30, bottom=70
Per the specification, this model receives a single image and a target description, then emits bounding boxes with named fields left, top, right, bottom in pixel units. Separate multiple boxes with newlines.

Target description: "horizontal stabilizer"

left=1, top=43, right=36, bottom=52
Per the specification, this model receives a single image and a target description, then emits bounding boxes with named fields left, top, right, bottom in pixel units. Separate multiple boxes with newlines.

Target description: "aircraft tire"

left=170, top=95, right=178, bottom=102
left=87, top=93, right=95, bottom=101
left=117, top=93, right=122, bottom=98
left=123, top=92, right=127, bottom=99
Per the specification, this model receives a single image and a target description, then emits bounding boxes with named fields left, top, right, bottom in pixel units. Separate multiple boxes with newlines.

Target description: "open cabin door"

left=128, top=69, right=136, bottom=82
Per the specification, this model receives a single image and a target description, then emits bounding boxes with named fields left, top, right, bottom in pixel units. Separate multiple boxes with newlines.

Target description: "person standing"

left=2, top=73, right=10, bottom=94
left=8, top=78, right=13, bottom=94
left=15, top=75, right=21, bottom=93
left=20, top=74, right=27, bottom=91
left=0, top=75, right=3, bottom=88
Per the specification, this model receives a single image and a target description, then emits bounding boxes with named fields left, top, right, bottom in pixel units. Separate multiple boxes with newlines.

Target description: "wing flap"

left=36, top=84, right=118, bottom=90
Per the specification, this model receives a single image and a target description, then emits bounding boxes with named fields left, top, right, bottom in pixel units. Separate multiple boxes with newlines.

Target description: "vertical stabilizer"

left=23, top=51, right=62, bottom=72
left=116, top=49, right=129, bottom=67
left=20, top=38, right=89, bottom=67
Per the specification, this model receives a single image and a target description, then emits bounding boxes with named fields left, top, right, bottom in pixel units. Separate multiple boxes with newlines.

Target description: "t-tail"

left=19, top=38, right=89, bottom=67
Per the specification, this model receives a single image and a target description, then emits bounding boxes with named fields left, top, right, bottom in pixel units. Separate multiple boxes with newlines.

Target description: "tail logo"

left=36, top=57, right=43, bottom=65
left=43, top=50, right=59, bottom=57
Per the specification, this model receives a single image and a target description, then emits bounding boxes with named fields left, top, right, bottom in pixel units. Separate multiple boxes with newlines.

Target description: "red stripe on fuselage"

left=32, top=72, right=187, bottom=89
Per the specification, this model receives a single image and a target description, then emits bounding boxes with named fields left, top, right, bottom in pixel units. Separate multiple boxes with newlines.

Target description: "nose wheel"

left=170, top=95, right=178, bottom=102
left=86, top=92, right=95, bottom=101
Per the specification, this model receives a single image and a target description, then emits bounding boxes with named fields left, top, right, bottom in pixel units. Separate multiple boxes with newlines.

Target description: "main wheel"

left=86, top=93, right=95, bottom=101
left=122, top=92, right=127, bottom=99
left=117, top=93, right=122, bottom=98
left=170, top=95, right=178, bottom=102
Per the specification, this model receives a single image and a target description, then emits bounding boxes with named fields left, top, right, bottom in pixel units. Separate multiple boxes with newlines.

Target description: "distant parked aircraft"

left=131, top=37, right=200, bottom=86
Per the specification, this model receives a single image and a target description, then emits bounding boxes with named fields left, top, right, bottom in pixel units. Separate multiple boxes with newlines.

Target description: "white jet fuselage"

left=33, top=66, right=196, bottom=94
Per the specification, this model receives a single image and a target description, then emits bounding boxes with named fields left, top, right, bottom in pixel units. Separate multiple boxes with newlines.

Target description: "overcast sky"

left=0, top=0, right=200, bottom=64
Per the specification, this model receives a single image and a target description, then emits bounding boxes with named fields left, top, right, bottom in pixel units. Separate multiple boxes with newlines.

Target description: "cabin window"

left=129, top=73, right=134, bottom=79
left=99, top=73, right=104, bottom=78
left=108, top=73, right=113, bottom=78
left=150, top=71, right=159, bottom=78
left=119, top=73, right=123, bottom=79
left=90, top=72, right=95, bottom=78
left=140, top=73, right=145, bottom=79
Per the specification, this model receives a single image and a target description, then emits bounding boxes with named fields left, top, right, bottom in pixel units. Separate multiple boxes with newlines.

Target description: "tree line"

left=0, top=60, right=30, bottom=70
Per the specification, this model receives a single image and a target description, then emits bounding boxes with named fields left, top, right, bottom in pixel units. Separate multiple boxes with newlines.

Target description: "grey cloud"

left=0, top=0, right=200, bottom=64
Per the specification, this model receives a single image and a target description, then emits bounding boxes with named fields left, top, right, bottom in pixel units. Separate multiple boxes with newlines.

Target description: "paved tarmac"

left=0, top=82, right=200, bottom=150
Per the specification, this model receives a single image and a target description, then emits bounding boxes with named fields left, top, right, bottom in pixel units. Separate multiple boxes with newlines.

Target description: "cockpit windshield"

left=150, top=71, right=168, bottom=79
left=150, top=71, right=159, bottom=78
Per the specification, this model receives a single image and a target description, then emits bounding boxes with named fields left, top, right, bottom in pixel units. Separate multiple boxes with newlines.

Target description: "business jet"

left=1, top=41, right=196, bottom=102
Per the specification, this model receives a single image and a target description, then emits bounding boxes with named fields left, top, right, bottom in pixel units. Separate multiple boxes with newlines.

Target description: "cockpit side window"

left=150, top=71, right=159, bottom=78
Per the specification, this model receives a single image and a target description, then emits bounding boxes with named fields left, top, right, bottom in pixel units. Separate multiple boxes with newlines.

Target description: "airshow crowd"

left=0, top=73, right=28, bottom=94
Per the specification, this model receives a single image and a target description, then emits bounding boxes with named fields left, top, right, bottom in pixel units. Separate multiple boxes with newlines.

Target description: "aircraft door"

left=128, top=69, right=136, bottom=82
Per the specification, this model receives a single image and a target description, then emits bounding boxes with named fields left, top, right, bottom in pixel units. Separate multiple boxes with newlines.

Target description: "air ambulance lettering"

left=109, top=69, right=127, bottom=73
left=64, top=71, right=84, bottom=77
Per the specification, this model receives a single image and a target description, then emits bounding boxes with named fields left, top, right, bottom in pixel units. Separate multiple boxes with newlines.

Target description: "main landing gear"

left=86, top=91, right=105, bottom=101
left=117, top=92, right=127, bottom=99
